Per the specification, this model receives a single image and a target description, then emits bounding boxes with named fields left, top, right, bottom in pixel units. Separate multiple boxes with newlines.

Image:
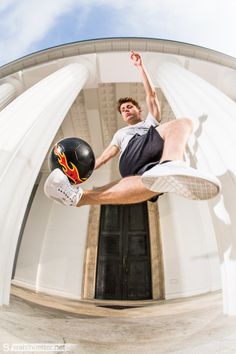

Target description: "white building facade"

left=0, top=38, right=236, bottom=314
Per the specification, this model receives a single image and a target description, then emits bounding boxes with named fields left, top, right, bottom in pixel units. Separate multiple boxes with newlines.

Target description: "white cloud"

left=0, top=0, right=79, bottom=64
left=0, top=0, right=236, bottom=66
left=111, top=0, right=236, bottom=57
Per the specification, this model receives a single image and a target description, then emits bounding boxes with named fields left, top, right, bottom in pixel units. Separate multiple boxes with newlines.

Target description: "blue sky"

left=0, top=0, right=236, bottom=66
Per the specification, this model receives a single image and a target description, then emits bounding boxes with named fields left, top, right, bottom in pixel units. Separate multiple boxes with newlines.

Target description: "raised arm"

left=94, top=144, right=119, bottom=170
left=130, top=51, right=161, bottom=123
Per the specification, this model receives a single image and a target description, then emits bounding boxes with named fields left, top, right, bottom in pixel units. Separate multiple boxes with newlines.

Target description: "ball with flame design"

left=48, top=137, right=95, bottom=185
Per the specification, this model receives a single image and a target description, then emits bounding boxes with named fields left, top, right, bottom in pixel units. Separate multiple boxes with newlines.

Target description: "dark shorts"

left=119, top=126, right=164, bottom=202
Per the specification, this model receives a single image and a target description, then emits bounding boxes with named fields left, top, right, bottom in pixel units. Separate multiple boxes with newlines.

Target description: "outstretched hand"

left=130, top=50, right=142, bottom=67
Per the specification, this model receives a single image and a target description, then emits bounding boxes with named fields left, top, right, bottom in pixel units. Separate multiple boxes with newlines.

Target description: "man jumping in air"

left=44, top=51, right=221, bottom=207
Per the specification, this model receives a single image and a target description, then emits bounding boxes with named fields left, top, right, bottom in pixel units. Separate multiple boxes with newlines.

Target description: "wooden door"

left=95, top=202, right=152, bottom=300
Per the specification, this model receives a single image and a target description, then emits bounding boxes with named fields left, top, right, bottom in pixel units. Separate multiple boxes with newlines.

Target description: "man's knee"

left=158, top=118, right=193, bottom=138
left=177, top=118, right=194, bottom=132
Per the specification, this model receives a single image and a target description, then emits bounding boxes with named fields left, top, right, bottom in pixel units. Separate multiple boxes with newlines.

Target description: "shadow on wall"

left=210, top=170, right=236, bottom=264
left=186, top=114, right=208, bottom=167
left=194, top=114, right=208, bottom=139
left=186, top=113, right=236, bottom=265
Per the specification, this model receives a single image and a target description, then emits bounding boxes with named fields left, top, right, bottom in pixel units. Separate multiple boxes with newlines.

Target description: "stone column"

left=0, top=82, right=17, bottom=110
left=155, top=58, right=236, bottom=315
left=0, top=63, right=89, bottom=305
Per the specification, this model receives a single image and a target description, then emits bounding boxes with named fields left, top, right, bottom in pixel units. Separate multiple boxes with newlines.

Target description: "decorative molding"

left=82, top=205, right=101, bottom=300
left=41, top=91, right=91, bottom=173
left=98, top=83, right=118, bottom=147
left=70, top=92, right=91, bottom=145
left=148, top=201, right=165, bottom=300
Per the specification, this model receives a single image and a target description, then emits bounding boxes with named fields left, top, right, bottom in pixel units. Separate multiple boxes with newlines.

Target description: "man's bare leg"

left=78, top=176, right=158, bottom=206
left=157, top=118, right=193, bottom=162
left=141, top=118, right=220, bottom=200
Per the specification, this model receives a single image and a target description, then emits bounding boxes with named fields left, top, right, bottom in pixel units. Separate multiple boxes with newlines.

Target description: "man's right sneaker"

left=44, top=168, right=83, bottom=206
left=141, top=160, right=221, bottom=200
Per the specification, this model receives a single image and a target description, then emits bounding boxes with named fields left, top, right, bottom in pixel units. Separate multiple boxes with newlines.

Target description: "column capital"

left=1, top=76, right=23, bottom=95
left=143, top=54, right=183, bottom=87
left=63, top=55, right=98, bottom=89
left=0, top=80, right=19, bottom=110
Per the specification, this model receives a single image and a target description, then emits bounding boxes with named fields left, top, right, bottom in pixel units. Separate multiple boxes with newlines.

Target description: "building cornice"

left=1, top=37, right=236, bottom=79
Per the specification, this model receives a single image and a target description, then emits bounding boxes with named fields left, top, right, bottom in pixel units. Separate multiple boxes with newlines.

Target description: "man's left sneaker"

left=141, top=160, right=221, bottom=200
left=44, top=168, right=83, bottom=206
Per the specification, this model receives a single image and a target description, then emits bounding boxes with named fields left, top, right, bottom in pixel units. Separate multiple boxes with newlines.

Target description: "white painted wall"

left=159, top=194, right=221, bottom=299
left=13, top=176, right=52, bottom=289
left=13, top=174, right=89, bottom=299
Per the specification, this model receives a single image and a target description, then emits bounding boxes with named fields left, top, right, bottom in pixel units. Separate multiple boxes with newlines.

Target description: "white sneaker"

left=44, top=169, right=83, bottom=206
left=141, top=160, right=221, bottom=200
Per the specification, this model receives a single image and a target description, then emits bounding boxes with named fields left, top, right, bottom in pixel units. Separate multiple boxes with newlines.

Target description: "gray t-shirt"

left=111, top=113, right=158, bottom=155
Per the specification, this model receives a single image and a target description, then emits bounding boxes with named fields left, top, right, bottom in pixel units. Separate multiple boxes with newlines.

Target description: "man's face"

left=120, top=102, right=141, bottom=124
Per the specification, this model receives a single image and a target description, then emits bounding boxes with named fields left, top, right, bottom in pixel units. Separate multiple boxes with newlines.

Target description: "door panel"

left=95, top=202, right=152, bottom=300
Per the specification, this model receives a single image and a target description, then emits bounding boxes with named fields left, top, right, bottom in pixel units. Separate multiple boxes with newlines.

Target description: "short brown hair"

left=117, top=97, right=141, bottom=113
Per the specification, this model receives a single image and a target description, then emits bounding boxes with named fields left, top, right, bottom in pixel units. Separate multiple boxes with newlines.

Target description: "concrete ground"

left=1, top=289, right=236, bottom=354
